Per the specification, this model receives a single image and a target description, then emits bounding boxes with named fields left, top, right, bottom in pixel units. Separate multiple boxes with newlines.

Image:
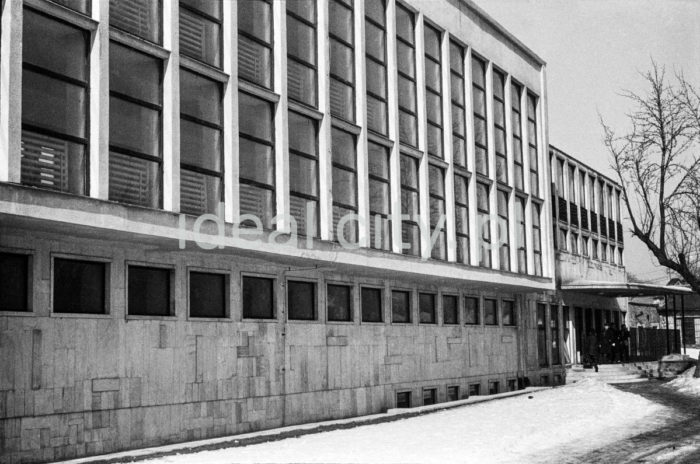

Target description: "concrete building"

left=0, top=0, right=621, bottom=462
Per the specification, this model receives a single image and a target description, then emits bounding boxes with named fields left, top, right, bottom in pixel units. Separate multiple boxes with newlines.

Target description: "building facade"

left=0, top=0, right=619, bottom=462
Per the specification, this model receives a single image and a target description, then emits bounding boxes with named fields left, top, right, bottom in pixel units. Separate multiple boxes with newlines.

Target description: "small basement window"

left=53, top=258, right=106, bottom=314
left=128, top=265, right=172, bottom=316
left=468, top=383, right=481, bottom=397
left=447, top=385, right=460, bottom=402
left=488, top=381, right=500, bottom=395
left=396, top=391, right=411, bottom=408
left=190, top=271, right=227, bottom=318
left=423, top=388, right=437, bottom=405
left=0, top=252, right=30, bottom=311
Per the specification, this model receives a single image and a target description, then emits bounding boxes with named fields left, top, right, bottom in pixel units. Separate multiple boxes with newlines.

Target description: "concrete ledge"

left=56, top=387, right=549, bottom=464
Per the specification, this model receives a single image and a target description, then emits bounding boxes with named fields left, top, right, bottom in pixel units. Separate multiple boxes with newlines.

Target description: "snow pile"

left=133, top=379, right=668, bottom=464
left=664, top=366, right=700, bottom=395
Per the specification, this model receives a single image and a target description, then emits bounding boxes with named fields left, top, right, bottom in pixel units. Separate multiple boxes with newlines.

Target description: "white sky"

left=476, top=0, right=700, bottom=282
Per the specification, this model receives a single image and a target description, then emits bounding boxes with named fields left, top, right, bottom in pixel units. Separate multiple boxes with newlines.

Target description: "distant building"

left=0, top=0, right=626, bottom=462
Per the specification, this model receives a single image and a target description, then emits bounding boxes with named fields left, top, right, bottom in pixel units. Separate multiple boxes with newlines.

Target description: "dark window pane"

left=330, top=78, right=355, bottom=121
left=110, top=43, right=162, bottom=106
left=110, top=0, right=161, bottom=43
left=23, top=9, right=87, bottom=81
left=53, top=258, right=106, bottom=314
left=289, top=154, right=318, bottom=197
left=366, top=95, right=387, bottom=134
left=239, top=93, right=273, bottom=140
left=465, top=296, right=479, bottom=324
left=287, top=16, right=316, bottom=64
left=327, top=284, right=352, bottom=322
left=423, top=388, right=436, bottom=405
left=180, top=70, right=222, bottom=125
left=238, top=0, right=271, bottom=42
left=181, top=0, right=221, bottom=19
left=21, top=130, right=86, bottom=195
left=447, top=386, right=459, bottom=402
left=443, top=295, right=458, bottom=325
left=180, top=169, right=222, bottom=216
left=361, top=287, right=382, bottom=322
left=288, top=280, right=316, bottom=320
left=367, top=60, right=388, bottom=99
left=287, top=0, right=315, bottom=23
left=239, top=138, right=274, bottom=186
left=503, top=300, right=515, bottom=326
left=287, top=60, right=317, bottom=106
left=109, top=151, right=161, bottom=208
left=401, top=223, right=420, bottom=256
left=180, top=119, right=222, bottom=172
left=109, top=97, right=161, bottom=158
left=365, top=21, right=385, bottom=62
left=290, top=195, right=319, bottom=237
left=239, top=183, right=275, bottom=229
left=395, top=5, right=413, bottom=44
left=288, top=113, right=317, bottom=155
left=332, top=128, right=356, bottom=168
left=419, top=293, right=436, bottom=324
left=128, top=266, right=171, bottom=316
left=50, top=0, right=90, bottom=14
left=391, top=290, right=411, bottom=323
left=369, top=179, right=390, bottom=215
left=180, top=6, right=221, bottom=67
left=330, top=0, right=353, bottom=44
left=365, top=0, right=385, bottom=26
left=396, top=391, right=410, bottom=408
left=242, top=276, right=275, bottom=319
left=469, top=384, right=481, bottom=396
left=0, top=253, right=29, bottom=311
left=484, top=298, right=498, bottom=325
left=238, top=35, right=272, bottom=88
left=333, top=167, right=357, bottom=207
left=22, top=70, right=87, bottom=139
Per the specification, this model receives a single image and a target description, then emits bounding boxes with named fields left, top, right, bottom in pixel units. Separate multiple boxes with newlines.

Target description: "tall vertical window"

left=287, top=0, right=317, bottom=106
left=443, top=295, right=458, bottom=325
left=429, top=165, right=446, bottom=260
left=580, top=171, right=587, bottom=208
left=598, top=179, right=606, bottom=236
left=179, top=0, right=222, bottom=67
left=0, top=253, right=30, bottom=312
left=369, top=142, right=392, bottom=250
left=465, top=296, right=479, bottom=324
left=477, top=182, right=491, bottom=267
left=391, top=290, right=411, bottom=323
left=395, top=4, right=417, bottom=147
left=492, top=69, right=507, bottom=184
left=332, top=128, right=358, bottom=243
left=238, top=0, right=273, bottom=89
left=551, top=305, right=561, bottom=365
left=532, top=202, right=543, bottom=275
left=419, top=292, right=436, bottom=324
left=537, top=303, right=548, bottom=367
left=568, top=165, right=576, bottom=203
left=454, top=173, right=470, bottom=264
left=502, top=300, right=515, bottom=326
left=497, top=190, right=510, bottom=271
left=180, top=70, right=223, bottom=215
left=288, top=112, right=319, bottom=237
left=592, top=238, right=599, bottom=259
left=361, top=287, right=383, bottom=322
left=516, top=196, right=527, bottom=274
left=365, top=0, right=387, bottom=134
left=424, top=24, right=443, bottom=158
left=21, top=9, right=89, bottom=195
left=450, top=41, right=467, bottom=168
left=527, top=93, right=539, bottom=197
left=110, top=0, right=161, bottom=44
left=109, top=43, right=163, bottom=208
left=400, top=154, right=421, bottom=256
left=329, top=0, right=355, bottom=121
left=288, top=280, right=316, bottom=320
left=511, top=82, right=524, bottom=190
left=327, top=283, right=352, bottom=322
left=472, top=56, right=488, bottom=175
left=238, top=92, right=275, bottom=228
left=484, top=298, right=498, bottom=325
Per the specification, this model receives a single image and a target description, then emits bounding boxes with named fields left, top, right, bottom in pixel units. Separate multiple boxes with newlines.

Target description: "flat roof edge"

left=447, top=0, right=546, bottom=67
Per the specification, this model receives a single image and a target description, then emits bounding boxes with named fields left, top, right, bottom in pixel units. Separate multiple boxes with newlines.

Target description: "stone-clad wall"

left=0, top=230, right=558, bottom=463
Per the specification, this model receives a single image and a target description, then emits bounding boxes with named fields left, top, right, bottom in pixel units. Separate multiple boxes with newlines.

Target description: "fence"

left=629, top=327, right=681, bottom=362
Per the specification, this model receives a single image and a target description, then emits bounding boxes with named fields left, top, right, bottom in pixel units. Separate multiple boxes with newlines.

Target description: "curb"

left=57, top=387, right=549, bottom=464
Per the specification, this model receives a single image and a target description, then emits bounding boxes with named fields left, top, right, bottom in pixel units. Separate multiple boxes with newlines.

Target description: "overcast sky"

left=477, top=0, right=700, bottom=282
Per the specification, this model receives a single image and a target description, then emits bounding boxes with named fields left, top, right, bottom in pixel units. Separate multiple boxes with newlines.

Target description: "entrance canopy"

left=561, top=281, right=694, bottom=298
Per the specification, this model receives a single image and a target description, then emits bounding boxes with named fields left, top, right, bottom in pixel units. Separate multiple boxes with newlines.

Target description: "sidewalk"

left=56, top=387, right=549, bottom=464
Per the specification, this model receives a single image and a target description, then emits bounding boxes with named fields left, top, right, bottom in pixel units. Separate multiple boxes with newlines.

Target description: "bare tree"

left=601, top=61, right=700, bottom=297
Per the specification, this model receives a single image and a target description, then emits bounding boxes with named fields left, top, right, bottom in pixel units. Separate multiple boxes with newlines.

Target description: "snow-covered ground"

left=130, top=380, right=670, bottom=464
left=665, top=366, right=700, bottom=396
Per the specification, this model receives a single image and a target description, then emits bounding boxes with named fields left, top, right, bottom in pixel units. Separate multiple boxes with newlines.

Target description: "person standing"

left=585, top=330, right=599, bottom=372
left=618, top=324, right=631, bottom=363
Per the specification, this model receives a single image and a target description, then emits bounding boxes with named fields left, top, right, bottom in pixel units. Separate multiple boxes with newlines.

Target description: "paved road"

left=543, top=381, right=700, bottom=463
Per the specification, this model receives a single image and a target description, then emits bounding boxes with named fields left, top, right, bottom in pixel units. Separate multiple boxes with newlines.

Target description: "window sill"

left=187, top=316, right=232, bottom=323
left=0, top=310, right=35, bottom=317
left=126, top=315, right=178, bottom=321
left=50, top=312, right=112, bottom=319
left=241, top=318, right=278, bottom=323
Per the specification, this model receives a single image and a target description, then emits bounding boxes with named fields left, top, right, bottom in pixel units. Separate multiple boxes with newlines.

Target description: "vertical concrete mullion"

left=415, top=13, right=430, bottom=260
left=485, top=61, right=498, bottom=270
left=464, top=47, right=478, bottom=266
left=90, top=0, right=109, bottom=199
left=522, top=87, right=534, bottom=274
left=222, top=0, right=238, bottom=223
left=317, top=0, right=332, bottom=241
left=441, top=33, right=456, bottom=263
left=504, top=75, right=517, bottom=271
left=274, top=0, right=290, bottom=233
left=538, top=67, right=553, bottom=278
left=386, top=0, right=401, bottom=253
left=355, top=0, right=369, bottom=249
left=162, top=1, right=180, bottom=212
left=0, top=0, right=22, bottom=184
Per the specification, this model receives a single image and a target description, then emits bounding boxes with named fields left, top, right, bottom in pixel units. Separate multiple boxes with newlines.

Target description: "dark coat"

left=586, top=333, right=599, bottom=356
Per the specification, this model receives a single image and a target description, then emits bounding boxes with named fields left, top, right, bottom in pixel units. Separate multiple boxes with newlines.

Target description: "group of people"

left=583, top=323, right=630, bottom=372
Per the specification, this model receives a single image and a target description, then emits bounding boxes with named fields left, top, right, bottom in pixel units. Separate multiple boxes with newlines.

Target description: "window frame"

left=483, top=297, right=499, bottom=326
left=179, top=0, right=223, bottom=68
left=241, top=273, right=277, bottom=321
left=442, top=293, right=459, bottom=325
left=237, top=0, right=274, bottom=90
left=360, top=285, right=384, bottom=324
left=365, top=0, right=388, bottom=136
left=50, top=253, right=111, bottom=317
left=187, top=267, right=230, bottom=321
left=326, top=281, right=355, bottom=323
left=449, top=39, right=468, bottom=169
left=464, top=295, right=481, bottom=325
left=391, top=288, right=413, bottom=324
left=492, top=66, right=508, bottom=184
left=471, top=53, right=488, bottom=176
left=423, top=21, right=443, bottom=159
left=527, top=92, right=540, bottom=198
left=0, top=249, right=34, bottom=314
left=125, top=261, right=176, bottom=319
left=286, top=0, right=318, bottom=107
left=502, top=299, right=516, bottom=326
left=395, top=2, right=418, bottom=147
left=428, top=163, right=447, bottom=260
left=400, top=152, right=421, bottom=256
left=418, top=291, right=437, bottom=324
left=328, top=0, right=356, bottom=122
